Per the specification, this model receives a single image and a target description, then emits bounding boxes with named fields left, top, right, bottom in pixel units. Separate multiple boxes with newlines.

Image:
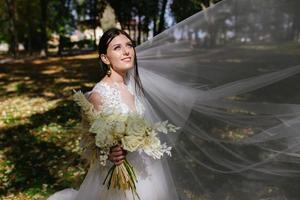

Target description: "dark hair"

left=98, top=27, right=144, bottom=96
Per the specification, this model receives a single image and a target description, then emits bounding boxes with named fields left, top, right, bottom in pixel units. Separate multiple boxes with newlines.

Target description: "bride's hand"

left=108, top=145, right=127, bottom=165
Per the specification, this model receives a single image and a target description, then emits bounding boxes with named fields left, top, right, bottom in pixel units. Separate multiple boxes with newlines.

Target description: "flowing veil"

left=125, top=0, right=300, bottom=199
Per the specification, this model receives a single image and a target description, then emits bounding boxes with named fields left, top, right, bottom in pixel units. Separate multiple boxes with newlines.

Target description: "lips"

left=121, top=57, right=131, bottom=62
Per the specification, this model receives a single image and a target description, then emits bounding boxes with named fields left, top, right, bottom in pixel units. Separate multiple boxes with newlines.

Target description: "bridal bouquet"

left=73, top=91, right=179, bottom=199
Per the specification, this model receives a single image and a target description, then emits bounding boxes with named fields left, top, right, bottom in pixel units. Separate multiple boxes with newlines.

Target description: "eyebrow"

left=111, top=42, right=132, bottom=47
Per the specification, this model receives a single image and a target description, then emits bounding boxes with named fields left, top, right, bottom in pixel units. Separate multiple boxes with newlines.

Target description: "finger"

left=110, top=146, right=122, bottom=152
left=111, top=148, right=126, bottom=155
left=109, top=154, right=125, bottom=162
left=110, top=151, right=124, bottom=157
left=113, top=155, right=125, bottom=161
left=109, top=155, right=124, bottom=164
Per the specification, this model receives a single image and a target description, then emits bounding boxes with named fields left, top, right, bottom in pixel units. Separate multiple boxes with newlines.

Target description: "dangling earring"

left=107, top=65, right=112, bottom=77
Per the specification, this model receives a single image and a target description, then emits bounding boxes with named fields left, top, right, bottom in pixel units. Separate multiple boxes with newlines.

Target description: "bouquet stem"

left=103, top=159, right=140, bottom=200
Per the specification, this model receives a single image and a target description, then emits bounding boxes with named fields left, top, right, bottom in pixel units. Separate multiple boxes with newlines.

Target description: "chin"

left=124, top=63, right=135, bottom=70
left=117, top=65, right=134, bottom=73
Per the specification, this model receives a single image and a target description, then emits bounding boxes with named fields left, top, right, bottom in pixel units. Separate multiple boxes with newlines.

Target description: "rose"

left=126, top=115, right=151, bottom=136
left=114, top=120, right=126, bottom=136
left=121, top=135, right=144, bottom=152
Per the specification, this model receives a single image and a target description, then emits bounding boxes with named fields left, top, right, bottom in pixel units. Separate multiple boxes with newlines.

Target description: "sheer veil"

left=126, top=0, right=300, bottom=198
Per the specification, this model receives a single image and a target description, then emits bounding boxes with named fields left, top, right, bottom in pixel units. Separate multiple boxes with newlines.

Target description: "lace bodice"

left=89, top=81, right=145, bottom=115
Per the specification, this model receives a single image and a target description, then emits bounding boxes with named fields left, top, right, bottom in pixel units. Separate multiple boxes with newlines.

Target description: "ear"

left=100, top=54, right=110, bottom=65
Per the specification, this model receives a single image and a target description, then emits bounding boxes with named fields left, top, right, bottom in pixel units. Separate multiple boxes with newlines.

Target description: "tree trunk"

left=40, top=0, right=48, bottom=57
left=27, top=24, right=33, bottom=55
left=137, top=14, right=142, bottom=45
left=26, top=2, right=33, bottom=55
left=93, top=26, right=97, bottom=49
left=5, top=0, right=18, bottom=57
left=93, top=0, right=97, bottom=50
left=127, top=24, right=131, bottom=38
left=58, top=34, right=64, bottom=56
left=292, top=7, right=300, bottom=41
left=133, top=20, right=137, bottom=43
left=153, top=14, right=157, bottom=36
left=158, top=0, right=168, bottom=34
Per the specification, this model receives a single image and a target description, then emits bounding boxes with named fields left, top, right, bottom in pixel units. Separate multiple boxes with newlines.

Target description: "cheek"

left=107, top=48, right=136, bottom=70
left=107, top=52, right=121, bottom=64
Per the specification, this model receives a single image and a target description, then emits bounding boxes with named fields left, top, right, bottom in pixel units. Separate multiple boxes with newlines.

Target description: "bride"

left=48, top=0, right=300, bottom=199
left=47, top=28, right=179, bottom=200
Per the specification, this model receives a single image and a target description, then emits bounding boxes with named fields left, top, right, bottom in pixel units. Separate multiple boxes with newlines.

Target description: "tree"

left=109, top=0, right=165, bottom=43
left=108, top=0, right=133, bottom=30
left=0, top=0, right=77, bottom=55
left=4, top=0, right=19, bottom=56
left=48, top=0, right=75, bottom=55
left=157, top=0, right=168, bottom=34
left=100, top=4, right=117, bottom=31
left=75, top=0, right=106, bottom=49
left=171, top=0, right=222, bottom=23
left=39, top=0, right=49, bottom=56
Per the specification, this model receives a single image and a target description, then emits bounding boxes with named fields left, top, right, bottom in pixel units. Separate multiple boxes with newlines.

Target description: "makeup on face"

left=106, top=34, right=135, bottom=72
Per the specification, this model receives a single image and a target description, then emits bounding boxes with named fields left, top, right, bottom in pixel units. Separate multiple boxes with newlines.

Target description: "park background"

left=0, top=0, right=221, bottom=199
left=1, top=0, right=300, bottom=200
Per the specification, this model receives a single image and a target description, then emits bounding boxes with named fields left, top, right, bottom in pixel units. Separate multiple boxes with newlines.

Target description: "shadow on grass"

left=0, top=100, right=86, bottom=196
left=0, top=53, right=100, bottom=198
left=0, top=54, right=100, bottom=100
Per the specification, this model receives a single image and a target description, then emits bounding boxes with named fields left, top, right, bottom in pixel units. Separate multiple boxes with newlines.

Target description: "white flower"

left=144, top=135, right=160, bottom=148
left=154, top=121, right=169, bottom=134
left=121, top=135, right=144, bottom=152
left=154, top=120, right=180, bottom=134
left=95, top=133, right=106, bottom=147
left=89, top=118, right=111, bottom=136
left=82, top=109, right=179, bottom=165
left=114, top=120, right=126, bottom=135
left=126, top=114, right=151, bottom=136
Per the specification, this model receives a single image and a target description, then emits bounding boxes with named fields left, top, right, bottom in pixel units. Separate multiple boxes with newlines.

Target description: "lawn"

left=0, top=53, right=100, bottom=199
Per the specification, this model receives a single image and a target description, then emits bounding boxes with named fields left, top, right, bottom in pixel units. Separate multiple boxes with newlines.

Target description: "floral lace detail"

left=91, top=81, right=145, bottom=115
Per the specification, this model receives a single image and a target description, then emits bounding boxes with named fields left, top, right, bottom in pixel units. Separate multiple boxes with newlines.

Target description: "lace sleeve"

left=86, top=91, right=103, bottom=112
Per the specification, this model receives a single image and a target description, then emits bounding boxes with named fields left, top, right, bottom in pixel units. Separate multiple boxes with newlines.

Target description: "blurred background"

left=0, top=0, right=222, bottom=57
left=0, top=0, right=221, bottom=199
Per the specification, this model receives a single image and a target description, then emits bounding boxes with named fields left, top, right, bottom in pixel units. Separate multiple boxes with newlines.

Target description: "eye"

left=113, top=45, right=121, bottom=50
left=127, top=43, right=133, bottom=48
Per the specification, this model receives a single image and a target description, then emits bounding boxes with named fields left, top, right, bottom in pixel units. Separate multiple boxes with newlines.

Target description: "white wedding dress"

left=47, top=81, right=179, bottom=200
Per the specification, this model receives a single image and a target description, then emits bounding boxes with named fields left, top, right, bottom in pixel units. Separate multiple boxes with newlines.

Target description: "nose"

left=122, top=46, right=129, bottom=55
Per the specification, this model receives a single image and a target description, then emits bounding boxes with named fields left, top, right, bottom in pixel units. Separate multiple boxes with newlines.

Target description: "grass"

left=0, top=53, right=99, bottom=199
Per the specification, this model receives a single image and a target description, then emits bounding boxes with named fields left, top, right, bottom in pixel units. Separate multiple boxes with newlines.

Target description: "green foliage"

left=100, top=4, right=117, bottom=31
left=48, top=0, right=75, bottom=35
left=0, top=0, right=76, bottom=53
left=109, top=0, right=162, bottom=42
left=108, top=0, right=133, bottom=28
left=0, top=0, right=228, bottom=52
left=170, top=0, right=223, bottom=22
left=15, top=82, right=27, bottom=93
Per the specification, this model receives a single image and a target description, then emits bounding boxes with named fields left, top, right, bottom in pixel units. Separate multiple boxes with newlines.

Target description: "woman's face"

left=101, top=34, right=135, bottom=73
